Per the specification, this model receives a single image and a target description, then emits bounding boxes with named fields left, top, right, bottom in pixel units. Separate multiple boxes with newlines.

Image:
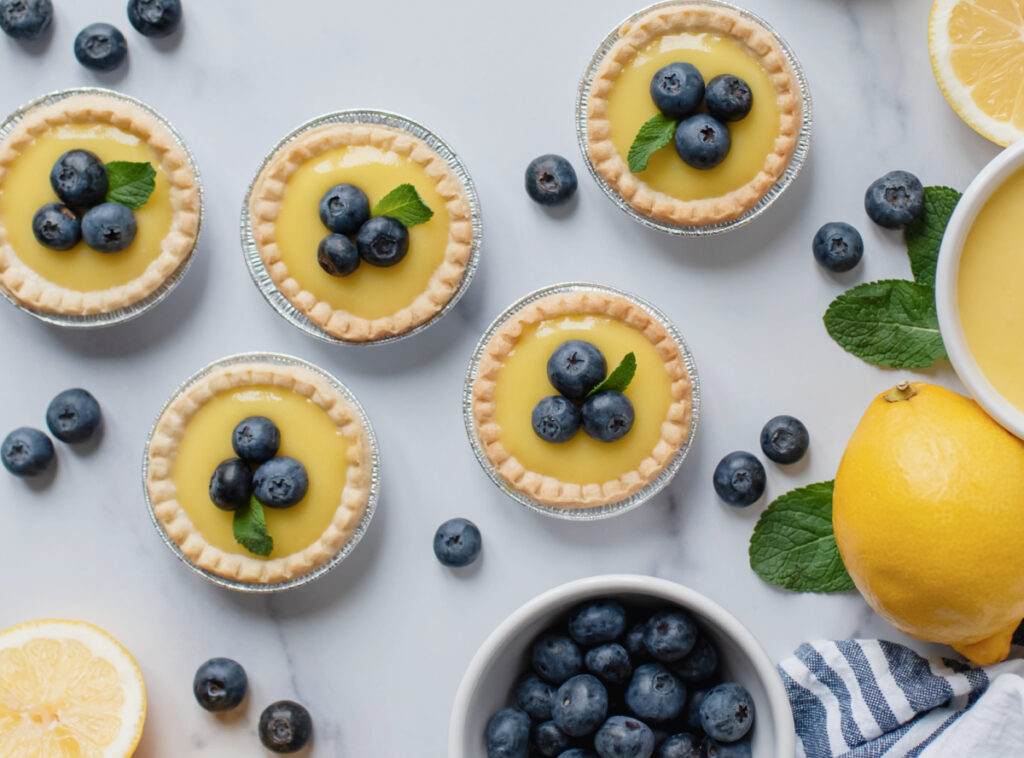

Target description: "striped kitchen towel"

left=778, top=638, right=1024, bottom=757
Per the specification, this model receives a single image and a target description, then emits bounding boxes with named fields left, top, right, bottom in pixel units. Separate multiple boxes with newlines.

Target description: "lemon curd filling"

left=171, top=385, right=348, bottom=559
left=274, top=145, right=451, bottom=321
left=606, top=31, right=782, bottom=199
left=959, top=167, right=1024, bottom=411
left=0, top=123, right=173, bottom=291
left=493, top=316, right=673, bottom=484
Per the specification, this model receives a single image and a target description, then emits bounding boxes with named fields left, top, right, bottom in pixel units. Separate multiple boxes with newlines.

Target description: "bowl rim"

left=447, top=574, right=794, bottom=757
left=935, top=139, right=1024, bottom=439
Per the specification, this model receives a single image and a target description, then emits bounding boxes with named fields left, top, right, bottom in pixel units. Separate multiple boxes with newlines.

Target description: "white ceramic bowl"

left=448, top=575, right=794, bottom=757
left=936, top=140, right=1024, bottom=439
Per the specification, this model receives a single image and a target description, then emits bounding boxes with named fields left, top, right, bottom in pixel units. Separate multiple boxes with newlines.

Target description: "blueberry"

left=517, top=674, right=556, bottom=721
left=533, top=633, right=584, bottom=685
left=253, top=457, right=308, bottom=509
left=50, top=150, right=108, bottom=209
left=548, top=341, right=607, bottom=400
left=703, top=737, right=751, bottom=757
left=864, top=170, right=925, bottom=229
left=812, top=222, right=863, bottom=273
left=356, top=215, right=409, bottom=267
left=668, top=635, right=717, bottom=686
left=192, top=657, right=247, bottom=712
left=626, top=664, right=686, bottom=722
left=32, top=204, right=81, bottom=251
left=533, top=720, right=572, bottom=757
left=569, top=601, right=628, bottom=646
left=0, top=0, right=51, bottom=39
left=1, top=427, right=54, bottom=477
left=532, top=396, right=582, bottom=443
left=650, top=62, right=705, bottom=119
left=525, top=154, right=578, bottom=207
left=643, top=611, right=697, bottom=662
left=704, top=76, right=753, bottom=123
left=674, top=115, right=731, bottom=170
left=81, top=203, right=137, bottom=253
left=582, top=392, right=635, bottom=443
left=258, top=700, right=313, bottom=754
left=712, top=452, right=765, bottom=507
left=45, top=388, right=101, bottom=443
left=559, top=751, right=599, bottom=758
left=586, top=643, right=633, bottom=687
left=209, top=458, right=253, bottom=511
left=319, top=183, right=370, bottom=235
left=74, top=23, right=128, bottom=71
left=487, top=708, right=530, bottom=758
left=659, top=733, right=702, bottom=758
left=699, top=683, right=754, bottom=743
left=682, top=689, right=708, bottom=734
left=317, top=234, right=360, bottom=276
left=232, top=415, right=280, bottom=464
left=594, top=715, right=656, bottom=758
left=760, top=415, right=809, bottom=465
left=433, top=517, right=482, bottom=567
left=624, top=622, right=650, bottom=662
left=127, top=0, right=182, bottom=38
left=553, top=674, right=608, bottom=738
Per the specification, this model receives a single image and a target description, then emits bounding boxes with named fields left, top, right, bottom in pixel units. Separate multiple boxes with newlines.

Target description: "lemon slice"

left=0, top=620, right=146, bottom=758
left=929, top=0, right=1024, bottom=146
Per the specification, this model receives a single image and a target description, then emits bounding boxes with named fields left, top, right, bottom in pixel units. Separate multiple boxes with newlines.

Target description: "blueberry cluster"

left=486, top=600, right=756, bottom=758
left=1, top=388, right=102, bottom=478
left=533, top=341, right=635, bottom=444
left=209, top=416, right=308, bottom=511
left=650, top=63, right=753, bottom=170
left=316, top=183, right=411, bottom=277
left=713, top=415, right=809, bottom=507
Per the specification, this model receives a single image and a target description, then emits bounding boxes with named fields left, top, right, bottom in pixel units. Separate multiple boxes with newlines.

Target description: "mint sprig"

left=627, top=114, right=678, bottom=174
left=905, top=186, right=962, bottom=287
left=105, top=161, right=156, bottom=211
left=233, top=496, right=273, bottom=557
left=749, top=481, right=855, bottom=594
left=372, top=183, right=433, bottom=227
left=588, top=353, right=637, bottom=397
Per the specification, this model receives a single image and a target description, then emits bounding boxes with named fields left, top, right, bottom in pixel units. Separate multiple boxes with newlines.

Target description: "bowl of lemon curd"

left=937, top=140, right=1024, bottom=439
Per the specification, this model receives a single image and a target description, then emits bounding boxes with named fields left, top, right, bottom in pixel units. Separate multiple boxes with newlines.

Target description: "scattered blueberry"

left=258, top=700, right=313, bottom=754
left=703, top=737, right=751, bottom=757
left=0, top=0, right=51, bottom=40
left=812, top=222, right=863, bottom=273
left=317, top=234, right=360, bottom=277
left=525, top=154, right=578, bottom=207
left=356, top=215, right=408, bottom=267
left=553, top=674, right=609, bottom=738
left=534, top=720, right=572, bottom=757
left=517, top=674, right=556, bottom=721
left=668, top=635, right=718, bottom=685
left=209, top=458, right=253, bottom=511
left=699, top=683, right=754, bottom=743
left=625, top=663, right=686, bottom=722
left=127, top=0, right=182, bottom=38
left=433, top=517, right=482, bottom=567
left=659, top=733, right=702, bottom=758
left=487, top=707, right=531, bottom=758
left=704, top=76, right=753, bottom=123
left=74, top=23, right=128, bottom=71
left=594, top=715, right=655, bottom=758
left=232, top=416, right=280, bottom=464
left=32, top=204, right=81, bottom=251
left=581, top=392, right=634, bottom=443
left=682, top=689, right=708, bottom=734
left=569, top=601, right=628, bottom=646
left=585, top=644, right=633, bottom=688
left=759, top=415, right=810, bottom=465
left=319, top=183, right=370, bottom=235
left=548, top=341, right=607, bottom=400
left=650, top=62, right=705, bottom=119
left=864, top=170, right=925, bottom=229
left=81, top=203, right=137, bottom=253
left=50, top=150, right=108, bottom=209
left=623, top=623, right=650, bottom=662
left=712, top=452, right=766, bottom=507
left=192, top=657, right=247, bottom=712
left=674, top=115, right=731, bottom=170
left=643, top=611, right=697, bottom=662
left=1, top=427, right=54, bottom=477
left=533, top=395, right=582, bottom=443
left=533, top=634, right=584, bottom=685
left=253, top=457, right=308, bottom=509
left=45, top=388, right=102, bottom=444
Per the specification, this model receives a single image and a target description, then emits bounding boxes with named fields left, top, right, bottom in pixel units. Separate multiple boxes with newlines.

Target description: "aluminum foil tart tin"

left=576, top=0, right=813, bottom=237
left=240, top=109, right=483, bottom=346
left=463, top=283, right=701, bottom=521
left=141, top=352, right=381, bottom=593
left=0, top=87, right=204, bottom=327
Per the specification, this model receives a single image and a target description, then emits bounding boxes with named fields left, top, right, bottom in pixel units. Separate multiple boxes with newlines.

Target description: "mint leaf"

left=587, top=353, right=637, bottom=397
left=233, top=496, right=273, bottom=557
left=823, top=279, right=946, bottom=368
left=105, top=161, right=156, bottom=211
left=627, top=114, right=678, bottom=174
left=905, top=186, right=962, bottom=287
left=372, top=184, right=433, bottom=227
left=749, top=481, right=854, bottom=593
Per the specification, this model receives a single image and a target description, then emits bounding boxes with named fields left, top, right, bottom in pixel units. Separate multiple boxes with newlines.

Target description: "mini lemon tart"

left=470, top=287, right=696, bottom=510
left=584, top=3, right=804, bottom=227
left=0, top=91, right=200, bottom=315
left=248, top=114, right=476, bottom=342
left=145, top=358, right=375, bottom=587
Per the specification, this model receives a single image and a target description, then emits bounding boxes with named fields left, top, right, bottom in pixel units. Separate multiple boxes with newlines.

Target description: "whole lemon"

left=834, top=382, right=1024, bottom=665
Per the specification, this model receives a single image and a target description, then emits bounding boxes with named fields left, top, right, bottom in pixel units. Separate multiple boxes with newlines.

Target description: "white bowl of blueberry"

left=449, top=575, right=793, bottom=758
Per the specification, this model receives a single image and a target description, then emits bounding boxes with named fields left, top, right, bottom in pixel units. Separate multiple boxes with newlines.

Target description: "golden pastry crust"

left=145, top=362, right=373, bottom=586
left=585, top=4, right=803, bottom=226
left=471, top=290, right=694, bottom=509
left=248, top=122, right=474, bottom=342
left=0, top=93, right=201, bottom=315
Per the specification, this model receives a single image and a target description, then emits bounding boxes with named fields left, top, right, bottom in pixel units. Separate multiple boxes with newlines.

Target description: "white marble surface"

left=0, top=0, right=1003, bottom=754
